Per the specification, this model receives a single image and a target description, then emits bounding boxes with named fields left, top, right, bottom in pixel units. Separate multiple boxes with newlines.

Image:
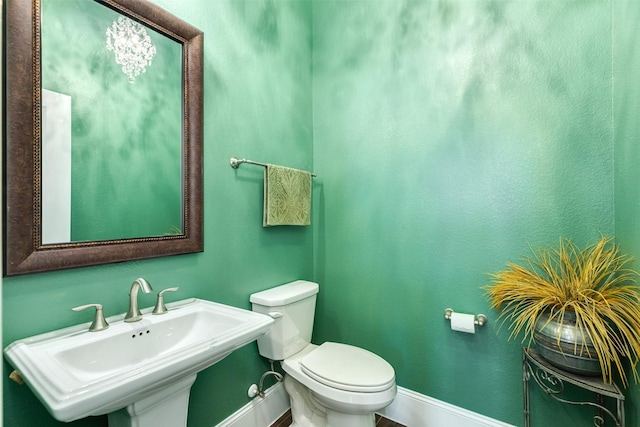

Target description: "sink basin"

left=4, top=298, right=274, bottom=422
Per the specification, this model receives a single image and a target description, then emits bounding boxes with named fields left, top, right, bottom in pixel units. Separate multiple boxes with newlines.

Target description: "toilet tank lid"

left=250, top=280, right=319, bottom=306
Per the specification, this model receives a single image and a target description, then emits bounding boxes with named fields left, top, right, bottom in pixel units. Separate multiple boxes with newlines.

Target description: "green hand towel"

left=264, top=164, right=312, bottom=226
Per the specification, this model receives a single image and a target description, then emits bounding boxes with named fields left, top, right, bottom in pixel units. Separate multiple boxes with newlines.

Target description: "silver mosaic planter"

left=533, top=311, right=602, bottom=376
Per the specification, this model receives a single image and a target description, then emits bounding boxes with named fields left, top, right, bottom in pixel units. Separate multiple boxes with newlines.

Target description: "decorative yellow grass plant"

left=484, top=236, right=640, bottom=386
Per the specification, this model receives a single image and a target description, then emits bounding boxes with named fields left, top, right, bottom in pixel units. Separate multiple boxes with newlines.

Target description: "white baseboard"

left=214, top=383, right=514, bottom=427
left=380, top=387, right=515, bottom=427
left=214, top=382, right=290, bottom=427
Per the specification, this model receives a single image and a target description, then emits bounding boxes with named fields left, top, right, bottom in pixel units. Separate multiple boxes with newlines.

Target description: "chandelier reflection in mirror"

left=106, top=16, right=157, bottom=84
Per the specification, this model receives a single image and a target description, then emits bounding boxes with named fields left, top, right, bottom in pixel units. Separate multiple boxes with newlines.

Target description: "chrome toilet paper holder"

left=444, top=308, right=487, bottom=327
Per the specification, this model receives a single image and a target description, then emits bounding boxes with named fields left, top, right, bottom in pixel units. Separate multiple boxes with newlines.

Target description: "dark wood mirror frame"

left=4, top=0, right=204, bottom=276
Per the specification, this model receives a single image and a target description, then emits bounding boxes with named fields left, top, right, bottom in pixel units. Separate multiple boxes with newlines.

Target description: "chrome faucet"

left=124, top=278, right=153, bottom=322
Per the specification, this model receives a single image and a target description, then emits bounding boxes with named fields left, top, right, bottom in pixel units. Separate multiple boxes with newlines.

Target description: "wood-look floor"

left=269, top=410, right=406, bottom=427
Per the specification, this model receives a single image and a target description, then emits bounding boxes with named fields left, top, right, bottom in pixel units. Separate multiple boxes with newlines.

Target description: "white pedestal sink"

left=4, top=298, right=274, bottom=426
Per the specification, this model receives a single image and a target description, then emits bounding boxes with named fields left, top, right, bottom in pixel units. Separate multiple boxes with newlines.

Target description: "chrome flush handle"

left=72, top=303, right=109, bottom=332
left=152, top=287, right=180, bottom=315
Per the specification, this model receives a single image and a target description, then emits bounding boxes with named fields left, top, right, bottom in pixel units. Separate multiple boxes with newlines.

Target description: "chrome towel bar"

left=230, top=157, right=317, bottom=177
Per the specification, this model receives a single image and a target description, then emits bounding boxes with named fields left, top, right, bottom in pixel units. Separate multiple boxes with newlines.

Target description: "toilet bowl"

left=250, top=281, right=397, bottom=427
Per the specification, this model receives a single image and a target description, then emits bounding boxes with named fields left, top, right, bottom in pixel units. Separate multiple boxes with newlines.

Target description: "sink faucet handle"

left=72, top=303, right=109, bottom=332
left=152, top=287, right=180, bottom=315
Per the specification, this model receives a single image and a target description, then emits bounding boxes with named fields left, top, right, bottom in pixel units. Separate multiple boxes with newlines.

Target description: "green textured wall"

left=614, top=0, right=640, bottom=423
left=3, top=0, right=313, bottom=426
left=5, top=1, right=640, bottom=427
left=312, top=1, right=629, bottom=426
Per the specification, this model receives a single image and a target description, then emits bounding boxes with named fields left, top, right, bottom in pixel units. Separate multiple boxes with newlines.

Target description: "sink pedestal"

left=108, top=374, right=197, bottom=427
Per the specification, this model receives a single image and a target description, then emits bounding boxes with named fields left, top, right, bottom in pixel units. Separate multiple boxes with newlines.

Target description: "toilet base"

left=284, top=375, right=376, bottom=427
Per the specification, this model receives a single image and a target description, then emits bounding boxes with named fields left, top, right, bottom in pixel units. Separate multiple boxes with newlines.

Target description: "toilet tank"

left=250, top=280, right=319, bottom=360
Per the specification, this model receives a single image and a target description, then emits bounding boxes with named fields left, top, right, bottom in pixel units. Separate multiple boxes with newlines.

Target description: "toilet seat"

left=282, top=343, right=398, bottom=418
left=299, top=342, right=395, bottom=393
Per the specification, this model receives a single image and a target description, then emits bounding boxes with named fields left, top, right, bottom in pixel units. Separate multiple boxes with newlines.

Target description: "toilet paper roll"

left=450, top=312, right=476, bottom=334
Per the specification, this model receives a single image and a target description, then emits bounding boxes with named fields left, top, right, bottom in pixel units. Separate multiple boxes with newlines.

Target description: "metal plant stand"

left=523, top=348, right=625, bottom=427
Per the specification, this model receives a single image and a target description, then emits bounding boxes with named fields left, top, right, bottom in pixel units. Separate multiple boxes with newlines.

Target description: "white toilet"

left=250, top=280, right=397, bottom=427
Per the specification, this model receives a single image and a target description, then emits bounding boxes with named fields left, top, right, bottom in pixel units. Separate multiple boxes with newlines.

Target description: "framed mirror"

left=4, top=0, right=204, bottom=276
